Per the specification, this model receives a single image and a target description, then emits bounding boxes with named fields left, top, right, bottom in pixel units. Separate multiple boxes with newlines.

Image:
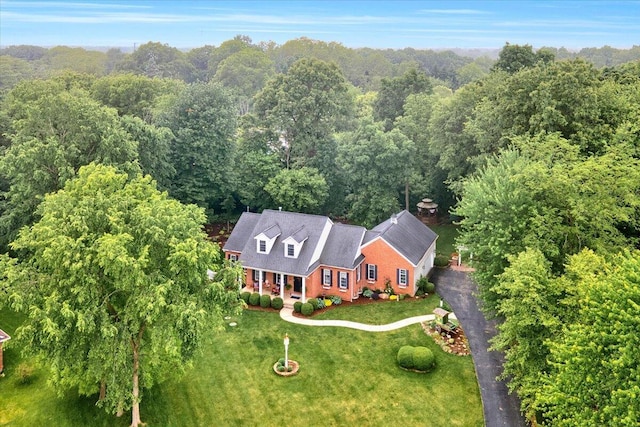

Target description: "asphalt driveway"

left=431, top=268, right=527, bottom=427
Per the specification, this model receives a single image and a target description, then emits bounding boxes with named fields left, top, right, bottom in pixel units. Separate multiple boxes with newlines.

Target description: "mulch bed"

left=422, top=322, right=471, bottom=356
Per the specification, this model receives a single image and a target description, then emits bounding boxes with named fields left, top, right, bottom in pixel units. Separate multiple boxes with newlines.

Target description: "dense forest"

left=1, top=37, right=639, bottom=426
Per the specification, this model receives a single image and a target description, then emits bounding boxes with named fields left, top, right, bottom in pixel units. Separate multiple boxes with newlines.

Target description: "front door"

left=293, top=277, right=302, bottom=293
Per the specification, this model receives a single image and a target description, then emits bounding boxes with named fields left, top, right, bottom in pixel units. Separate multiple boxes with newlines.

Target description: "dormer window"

left=254, top=224, right=281, bottom=255
left=283, top=226, right=307, bottom=259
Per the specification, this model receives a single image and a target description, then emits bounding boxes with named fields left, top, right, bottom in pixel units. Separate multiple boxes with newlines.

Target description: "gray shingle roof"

left=226, top=209, right=331, bottom=276
left=224, top=209, right=437, bottom=274
left=364, top=210, right=437, bottom=265
left=223, top=212, right=261, bottom=252
left=319, top=223, right=366, bottom=269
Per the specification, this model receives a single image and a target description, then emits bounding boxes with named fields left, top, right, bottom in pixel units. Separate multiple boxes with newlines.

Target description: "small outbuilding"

left=0, top=328, right=11, bottom=374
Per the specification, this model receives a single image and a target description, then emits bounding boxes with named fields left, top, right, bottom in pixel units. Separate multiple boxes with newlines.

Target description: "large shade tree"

left=0, top=84, right=139, bottom=250
left=253, top=57, right=354, bottom=170
left=536, top=250, right=640, bottom=427
left=158, top=81, right=237, bottom=215
left=337, top=120, right=415, bottom=227
left=0, top=164, right=242, bottom=427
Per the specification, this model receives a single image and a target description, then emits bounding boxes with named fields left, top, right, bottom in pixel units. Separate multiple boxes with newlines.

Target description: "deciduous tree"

left=1, top=164, right=242, bottom=427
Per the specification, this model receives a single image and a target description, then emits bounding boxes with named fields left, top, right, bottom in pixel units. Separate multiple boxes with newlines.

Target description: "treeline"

left=0, top=36, right=639, bottom=425
left=2, top=36, right=640, bottom=95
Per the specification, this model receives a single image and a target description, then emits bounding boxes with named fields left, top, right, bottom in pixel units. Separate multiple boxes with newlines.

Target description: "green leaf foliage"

left=536, top=250, right=640, bottom=427
left=2, top=163, right=242, bottom=424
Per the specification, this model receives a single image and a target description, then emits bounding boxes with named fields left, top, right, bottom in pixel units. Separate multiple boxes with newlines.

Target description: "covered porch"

left=243, top=268, right=308, bottom=303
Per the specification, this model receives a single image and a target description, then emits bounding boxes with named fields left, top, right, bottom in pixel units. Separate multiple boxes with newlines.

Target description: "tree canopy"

left=1, top=163, right=242, bottom=427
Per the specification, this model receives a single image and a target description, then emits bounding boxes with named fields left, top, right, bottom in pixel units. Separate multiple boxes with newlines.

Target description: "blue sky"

left=1, top=1, right=639, bottom=50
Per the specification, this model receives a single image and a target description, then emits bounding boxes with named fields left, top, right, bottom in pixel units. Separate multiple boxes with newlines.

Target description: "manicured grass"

left=1, top=301, right=482, bottom=427
left=430, top=224, right=460, bottom=257
left=314, top=294, right=441, bottom=323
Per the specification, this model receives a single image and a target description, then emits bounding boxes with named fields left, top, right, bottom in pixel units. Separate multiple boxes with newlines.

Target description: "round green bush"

left=307, top=298, right=319, bottom=310
left=277, top=365, right=285, bottom=372
left=412, top=347, right=436, bottom=372
left=277, top=358, right=285, bottom=366
left=424, top=281, right=436, bottom=294
left=397, top=346, right=415, bottom=369
left=293, top=301, right=303, bottom=313
left=301, top=302, right=314, bottom=316
left=271, top=297, right=284, bottom=310
left=260, top=294, right=271, bottom=308
left=248, top=292, right=260, bottom=306
left=416, top=276, right=430, bottom=292
left=240, top=292, right=251, bottom=304
left=434, top=254, right=450, bottom=267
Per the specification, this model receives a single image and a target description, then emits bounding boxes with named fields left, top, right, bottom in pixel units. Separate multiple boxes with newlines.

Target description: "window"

left=322, top=269, right=332, bottom=287
left=366, top=264, right=377, bottom=281
left=253, top=270, right=265, bottom=282
left=258, top=240, right=267, bottom=253
left=397, top=268, right=408, bottom=287
left=339, top=272, right=349, bottom=289
left=287, top=244, right=295, bottom=257
left=228, top=254, right=238, bottom=261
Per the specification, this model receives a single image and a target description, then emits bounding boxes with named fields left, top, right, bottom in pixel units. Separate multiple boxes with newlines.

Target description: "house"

left=0, top=328, right=10, bottom=374
left=223, top=209, right=437, bottom=303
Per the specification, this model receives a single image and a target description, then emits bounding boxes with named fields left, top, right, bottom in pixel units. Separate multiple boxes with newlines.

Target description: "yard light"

left=284, top=333, right=290, bottom=369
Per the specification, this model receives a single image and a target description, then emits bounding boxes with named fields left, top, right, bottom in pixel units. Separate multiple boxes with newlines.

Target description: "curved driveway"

left=432, top=268, right=527, bottom=427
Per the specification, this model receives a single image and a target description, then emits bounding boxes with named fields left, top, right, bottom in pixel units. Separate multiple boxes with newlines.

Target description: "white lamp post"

left=283, top=333, right=290, bottom=369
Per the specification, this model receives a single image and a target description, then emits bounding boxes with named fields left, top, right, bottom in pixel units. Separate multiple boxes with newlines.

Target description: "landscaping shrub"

left=277, top=365, right=285, bottom=372
left=240, top=292, right=251, bottom=304
left=323, top=299, right=332, bottom=307
left=398, top=294, right=406, bottom=301
left=434, top=254, right=450, bottom=267
left=260, top=294, right=271, bottom=308
left=362, top=289, right=373, bottom=298
left=249, top=292, right=261, bottom=306
left=416, top=276, right=430, bottom=292
left=307, top=298, right=319, bottom=309
left=412, top=347, right=436, bottom=372
left=16, top=362, right=35, bottom=385
left=277, top=358, right=285, bottom=366
left=371, top=292, right=379, bottom=300
left=415, top=289, right=425, bottom=297
left=271, top=297, right=284, bottom=310
left=293, top=301, right=303, bottom=313
left=316, top=298, right=325, bottom=309
left=301, top=302, right=314, bottom=316
left=425, top=281, right=436, bottom=294
left=397, top=346, right=415, bottom=369
left=329, top=295, right=342, bottom=305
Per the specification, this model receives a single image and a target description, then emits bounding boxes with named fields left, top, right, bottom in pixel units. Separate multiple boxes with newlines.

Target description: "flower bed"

left=422, top=322, right=470, bottom=356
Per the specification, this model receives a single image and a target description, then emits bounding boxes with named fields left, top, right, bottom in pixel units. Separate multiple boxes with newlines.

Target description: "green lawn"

left=430, top=224, right=460, bottom=257
left=0, top=298, right=482, bottom=427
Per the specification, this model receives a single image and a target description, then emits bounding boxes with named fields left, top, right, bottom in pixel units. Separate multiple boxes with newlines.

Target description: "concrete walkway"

left=279, top=307, right=438, bottom=332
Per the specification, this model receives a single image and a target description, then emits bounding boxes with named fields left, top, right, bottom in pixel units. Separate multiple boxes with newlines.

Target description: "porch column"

left=301, top=277, right=306, bottom=303
left=258, top=270, right=263, bottom=295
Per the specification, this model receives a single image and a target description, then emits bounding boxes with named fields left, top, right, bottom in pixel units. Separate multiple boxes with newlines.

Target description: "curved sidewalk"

left=279, top=307, right=436, bottom=332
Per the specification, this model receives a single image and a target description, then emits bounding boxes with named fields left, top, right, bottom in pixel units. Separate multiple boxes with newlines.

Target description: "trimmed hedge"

left=271, top=297, right=284, bottom=310
left=412, top=347, right=436, bottom=372
left=397, top=346, right=414, bottom=369
left=424, top=281, right=436, bottom=294
left=301, top=302, right=314, bottom=316
left=397, top=346, right=436, bottom=372
left=293, top=301, right=303, bottom=313
left=307, top=298, right=319, bottom=310
left=240, top=292, right=251, bottom=304
left=434, top=254, right=450, bottom=267
left=260, top=294, right=271, bottom=308
left=249, top=292, right=261, bottom=306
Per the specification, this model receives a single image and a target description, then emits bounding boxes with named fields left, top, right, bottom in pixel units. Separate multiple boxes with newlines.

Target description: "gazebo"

left=417, top=198, right=438, bottom=216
